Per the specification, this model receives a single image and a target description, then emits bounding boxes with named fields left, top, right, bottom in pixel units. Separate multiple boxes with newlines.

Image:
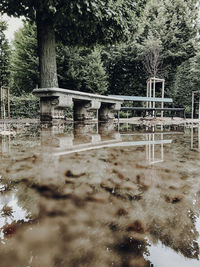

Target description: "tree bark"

left=36, top=12, right=58, bottom=88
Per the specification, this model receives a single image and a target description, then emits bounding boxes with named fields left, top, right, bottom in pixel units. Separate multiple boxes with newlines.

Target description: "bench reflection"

left=39, top=123, right=180, bottom=165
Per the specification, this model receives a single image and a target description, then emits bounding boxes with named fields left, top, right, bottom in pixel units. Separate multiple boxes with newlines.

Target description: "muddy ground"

left=0, top=119, right=199, bottom=267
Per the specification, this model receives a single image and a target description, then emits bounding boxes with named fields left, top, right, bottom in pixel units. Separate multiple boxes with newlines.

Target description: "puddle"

left=0, top=122, right=200, bottom=267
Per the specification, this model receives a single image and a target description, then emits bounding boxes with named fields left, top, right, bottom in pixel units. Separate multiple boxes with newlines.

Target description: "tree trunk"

left=36, top=12, right=58, bottom=88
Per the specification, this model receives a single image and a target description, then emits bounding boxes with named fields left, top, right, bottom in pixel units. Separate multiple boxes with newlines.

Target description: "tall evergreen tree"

left=173, top=52, right=200, bottom=114
left=102, top=43, right=146, bottom=96
left=9, top=22, right=39, bottom=95
left=0, top=19, right=10, bottom=86
left=57, top=45, right=108, bottom=94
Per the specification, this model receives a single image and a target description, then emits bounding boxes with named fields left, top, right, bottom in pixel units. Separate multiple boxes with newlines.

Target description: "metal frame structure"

left=191, top=91, right=200, bottom=119
left=146, top=77, right=165, bottom=117
left=0, top=86, right=10, bottom=119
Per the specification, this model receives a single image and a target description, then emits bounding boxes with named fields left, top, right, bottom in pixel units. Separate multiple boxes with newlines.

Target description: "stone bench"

left=33, top=88, right=123, bottom=122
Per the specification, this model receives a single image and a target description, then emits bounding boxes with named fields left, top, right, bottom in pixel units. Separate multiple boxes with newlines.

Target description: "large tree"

left=0, top=0, right=143, bottom=89
left=10, top=21, right=108, bottom=95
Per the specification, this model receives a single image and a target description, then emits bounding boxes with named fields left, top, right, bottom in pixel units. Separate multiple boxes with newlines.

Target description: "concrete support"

left=99, top=103, right=121, bottom=121
left=40, top=96, right=73, bottom=123
left=73, top=100, right=101, bottom=121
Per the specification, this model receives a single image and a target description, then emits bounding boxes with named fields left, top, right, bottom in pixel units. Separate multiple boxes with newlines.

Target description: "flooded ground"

left=0, top=121, right=200, bottom=267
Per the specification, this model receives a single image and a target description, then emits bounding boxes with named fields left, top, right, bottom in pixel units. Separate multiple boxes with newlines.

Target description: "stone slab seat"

left=33, top=88, right=123, bottom=122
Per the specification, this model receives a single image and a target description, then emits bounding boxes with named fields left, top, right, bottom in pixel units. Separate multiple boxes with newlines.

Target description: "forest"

left=0, top=0, right=200, bottom=117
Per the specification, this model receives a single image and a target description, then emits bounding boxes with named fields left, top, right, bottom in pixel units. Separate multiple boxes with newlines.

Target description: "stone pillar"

left=73, top=100, right=101, bottom=121
left=40, top=95, right=73, bottom=123
left=99, top=102, right=121, bottom=121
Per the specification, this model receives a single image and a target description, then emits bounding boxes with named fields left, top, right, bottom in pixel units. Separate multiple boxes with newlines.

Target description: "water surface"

left=0, top=122, right=200, bottom=267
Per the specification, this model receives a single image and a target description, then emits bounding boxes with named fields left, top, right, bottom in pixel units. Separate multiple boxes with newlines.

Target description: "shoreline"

left=0, top=117, right=199, bottom=127
left=117, top=117, right=200, bottom=127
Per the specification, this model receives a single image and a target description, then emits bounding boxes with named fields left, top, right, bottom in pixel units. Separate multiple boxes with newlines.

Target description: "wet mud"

left=0, top=122, right=199, bottom=267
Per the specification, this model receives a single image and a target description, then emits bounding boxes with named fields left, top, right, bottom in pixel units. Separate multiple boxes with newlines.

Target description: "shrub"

left=10, top=94, right=39, bottom=118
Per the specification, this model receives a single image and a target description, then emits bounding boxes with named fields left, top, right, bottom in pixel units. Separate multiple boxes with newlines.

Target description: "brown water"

left=0, top=122, right=200, bottom=267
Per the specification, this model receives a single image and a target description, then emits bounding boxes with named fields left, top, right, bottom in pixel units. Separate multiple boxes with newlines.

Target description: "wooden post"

left=149, top=79, right=152, bottom=109
left=0, top=87, right=2, bottom=119
left=8, top=87, right=10, bottom=119
left=198, top=125, right=200, bottom=150
left=199, top=95, right=200, bottom=120
left=146, top=80, right=149, bottom=116
left=161, top=80, right=165, bottom=118
left=3, top=88, right=5, bottom=119
left=191, top=125, right=194, bottom=149
left=191, top=92, right=194, bottom=119
left=146, top=80, right=149, bottom=107
left=153, top=77, right=156, bottom=116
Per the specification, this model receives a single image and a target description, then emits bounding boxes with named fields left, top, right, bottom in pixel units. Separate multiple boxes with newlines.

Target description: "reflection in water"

left=0, top=122, right=200, bottom=267
left=0, top=135, right=10, bottom=154
left=0, top=179, right=32, bottom=241
left=191, top=124, right=200, bottom=150
left=46, top=123, right=173, bottom=164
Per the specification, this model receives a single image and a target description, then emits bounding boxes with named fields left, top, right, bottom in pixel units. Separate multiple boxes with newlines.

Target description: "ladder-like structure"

left=146, top=77, right=165, bottom=117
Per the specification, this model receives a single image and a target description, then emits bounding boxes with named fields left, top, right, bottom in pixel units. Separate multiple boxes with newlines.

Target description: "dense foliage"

left=0, top=19, right=10, bottom=86
left=102, top=43, right=146, bottom=96
left=9, top=22, right=39, bottom=95
left=57, top=45, right=108, bottom=94
left=173, top=52, right=200, bottom=115
left=10, top=94, right=39, bottom=118
left=0, top=0, right=145, bottom=45
left=138, top=0, right=199, bottom=96
left=10, top=22, right=108, bottom=96
left=1, top=0, right=146, bottom=88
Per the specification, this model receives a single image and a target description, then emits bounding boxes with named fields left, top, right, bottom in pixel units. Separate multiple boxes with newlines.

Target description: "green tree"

left=58, top=46, right=108, bottom=94
left=9, top=21, right=39, bottom=95
left=0, top=0, right=144, bottom=89
left=0, top=19, right=10, bottom=86
left=140, top=0, right=199, bottom=61
left=102, top=42, right=146, bottom=96
left=173, top=52, right=200, bottom=115
left=173, top=59, right=192, bottom=110
left=101, top=0, right=199, bottom=99
left=138, top=0, right=199, bottom=96
left=10, top=22, right=108, bottom=95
